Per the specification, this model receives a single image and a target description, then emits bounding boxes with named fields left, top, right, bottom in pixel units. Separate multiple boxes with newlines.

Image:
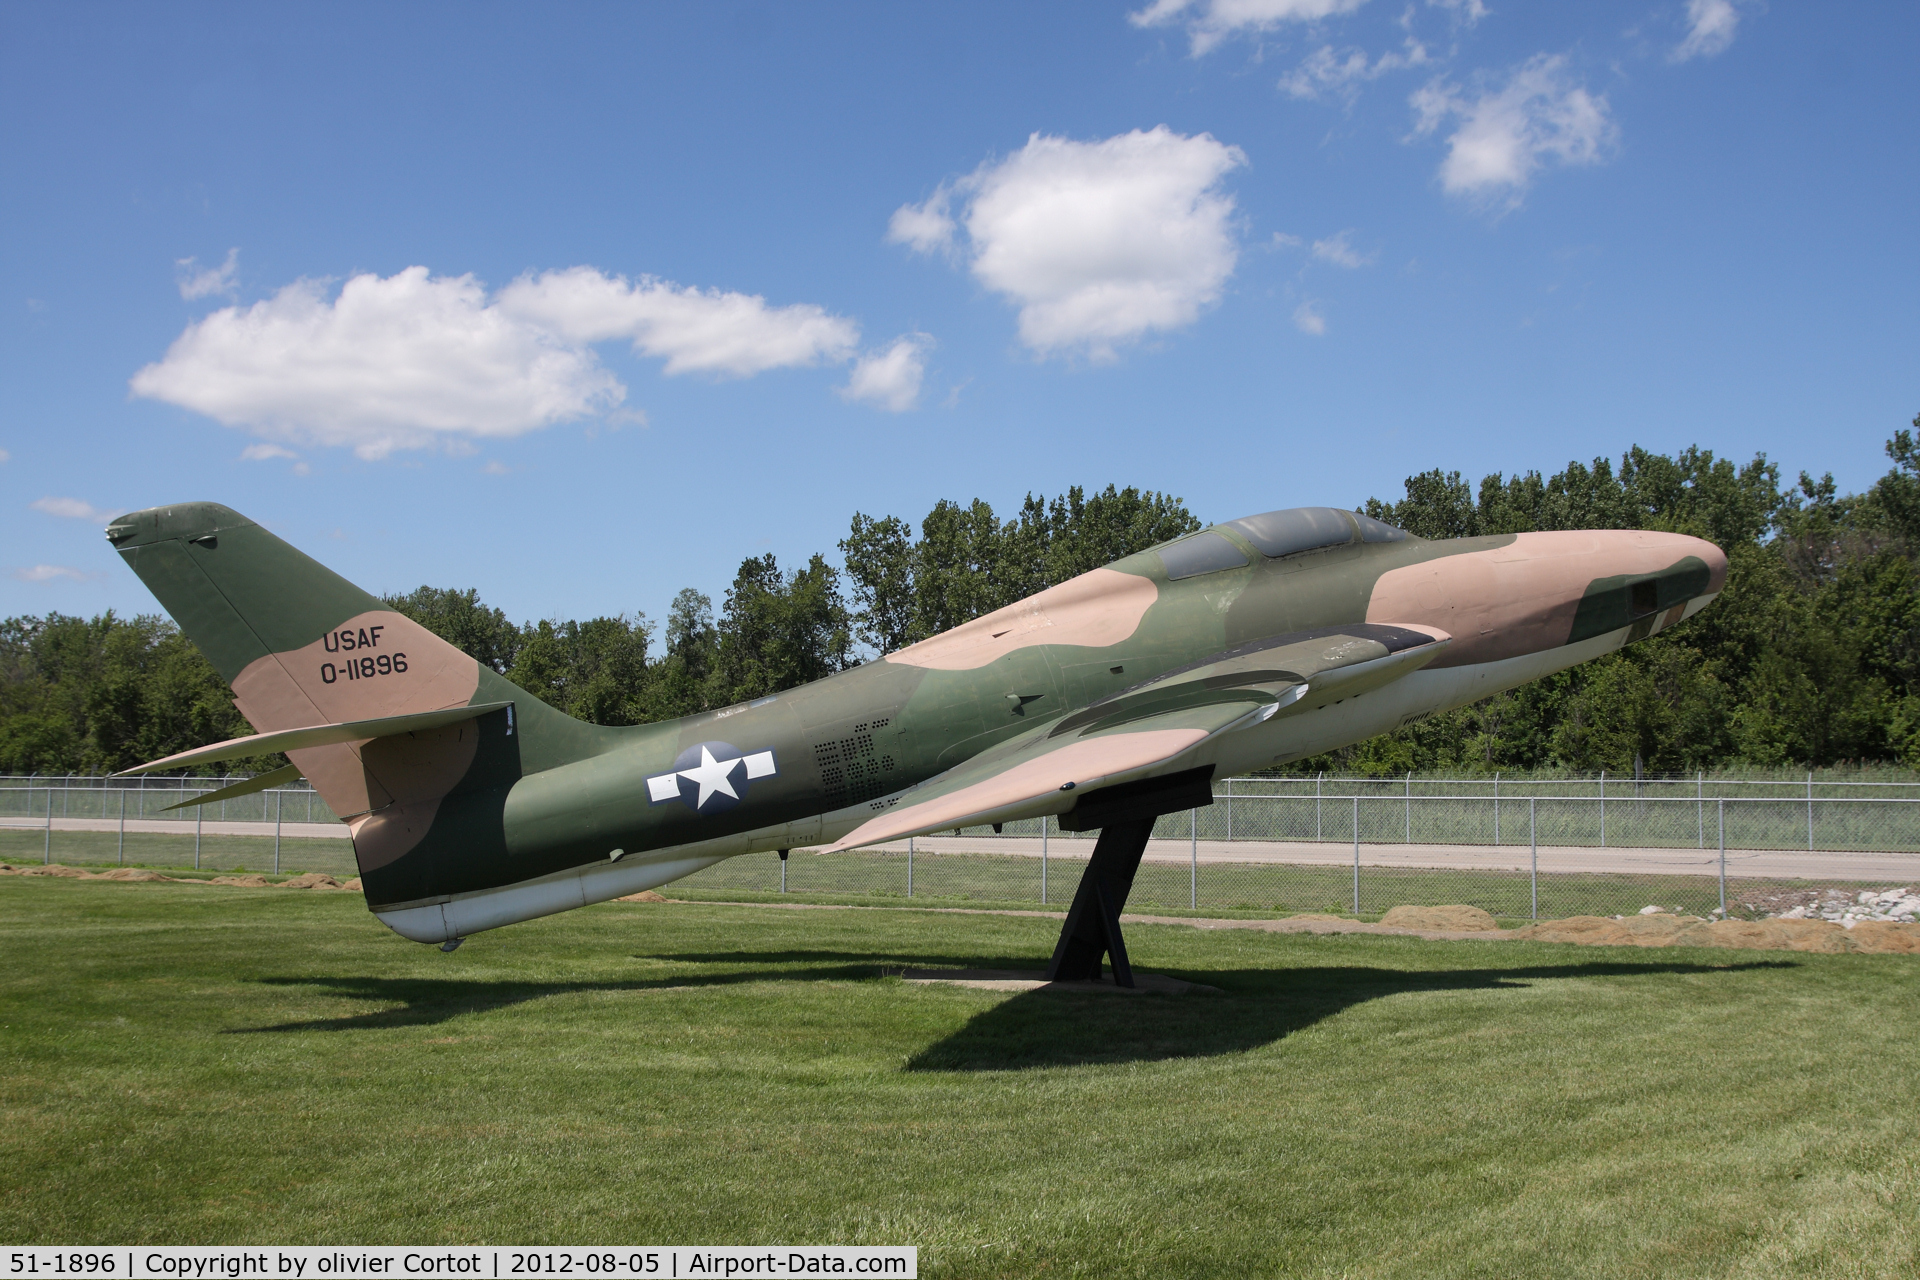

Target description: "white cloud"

left=132, top=265, right=867, bottom=460
left=177, top=249, right=239, bottom=301
left=132, top=269, right=620, bottom=460
left=11, top=565, right=95, bottom=583
left=31, top=496, right=123, bottom=522
left=1293, top=301, right=1327, bottom=335
left=892, top=127, right=1246, bottom=360
left=0, top=448, right=10, bottom=463
left=482, top=461, right=511, bottom=475
left=886, top=194, right=958, bottom=256
left=839, top=335, right=931, bottom=412
left=1131, top=0, right=1370, bottom=56
left=1673, top=0, right=1742, bottom=61
left=240, top=442, right=298, bottom=461
left=1410, top=55, right=1616, bottom=205
left=497, top=268, right=859, bottom=377
left=1280, top=40, right=1429, bottom=99
left=1311, top=230, right=1376, bottom=267
left=1271, top=231, right=1303, bottom=248
left=1428, top=0, right=1489, bottom=28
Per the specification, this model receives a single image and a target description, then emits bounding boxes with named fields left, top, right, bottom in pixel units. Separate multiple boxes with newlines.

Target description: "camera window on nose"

left=1630, top=579, right=1658, bottom=616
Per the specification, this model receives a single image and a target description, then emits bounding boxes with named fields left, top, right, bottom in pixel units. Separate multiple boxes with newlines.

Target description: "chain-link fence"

left=676, top=773, right=1920, bottom=921
left=0, top=775, right=355, bottom=878
left=4, top=772, right=1917, bottom=920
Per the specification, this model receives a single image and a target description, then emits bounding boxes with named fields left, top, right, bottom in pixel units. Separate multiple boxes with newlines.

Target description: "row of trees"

left=5, top=432, right=1918, bottom=777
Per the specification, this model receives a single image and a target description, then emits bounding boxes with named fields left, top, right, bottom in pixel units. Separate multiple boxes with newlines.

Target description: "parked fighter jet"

left=108, top=502, right=1725, bottom=984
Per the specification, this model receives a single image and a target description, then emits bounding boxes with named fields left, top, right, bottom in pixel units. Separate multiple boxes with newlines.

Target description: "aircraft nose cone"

left=1595, top=528, right=1727, bottom=595
left=1691, top=534, right=1729, bottom=594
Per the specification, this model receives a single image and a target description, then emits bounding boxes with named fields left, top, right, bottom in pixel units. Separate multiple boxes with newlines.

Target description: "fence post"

left=1190, top=808, right=1198, bottom=910
left=195, top=799, right=202, bottom=870
left=1697, top=772, right=1704, bottom=848
left=1352, top=796, right=1360, bottom=915
left=1405, top=772, right=1411, bottom=844
left=1317, top=771, right=1323, bottom=842
left=117, top=788, right=126, bottom=865
left=1494, top=771, right=1500, bottom=846
left=1807, top=771, right=1814, bottom=852
left=1040, top=820, right=1047, bottom=905
left=274, top=789, right=283, bottom=875
left=1718, top=798, right=1726, bottom=916
left=1599, top=770, right=1606, bottom=848
left=1530, top=798, right=1538, bottom=920
left=1225, top=776, right=1233, bottom=841
left=906, top=835, right=913, bottom=898
left=44, top=786, right=53, bottom=864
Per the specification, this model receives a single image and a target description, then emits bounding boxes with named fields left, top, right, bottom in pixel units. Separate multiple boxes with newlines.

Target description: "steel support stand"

left=780, top=847, right=789, bottom=893
left=1045, top=817, right=1155, bottom=987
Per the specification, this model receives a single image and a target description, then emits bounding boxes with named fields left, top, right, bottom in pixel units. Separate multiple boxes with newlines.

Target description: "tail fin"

left=107, top=503, right=615, bottom=900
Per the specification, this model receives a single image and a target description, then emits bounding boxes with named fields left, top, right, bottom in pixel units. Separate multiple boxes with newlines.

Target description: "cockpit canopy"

left=1158, top=506, right=1410, bottom=580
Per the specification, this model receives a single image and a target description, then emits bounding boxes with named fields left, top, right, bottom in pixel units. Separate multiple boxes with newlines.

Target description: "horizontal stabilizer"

left=159, top=763, right=303, bottom=811
left=113, top=701, right=514, bottom=776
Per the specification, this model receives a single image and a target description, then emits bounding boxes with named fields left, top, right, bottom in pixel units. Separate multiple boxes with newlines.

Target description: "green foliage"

left=1306, top=425, right=1920, bottom=776
left=0, top=612, right=267, bottom=775
left=842, top=484, right=1201, bottom=652
left=381, top=585, right=521, bottom=672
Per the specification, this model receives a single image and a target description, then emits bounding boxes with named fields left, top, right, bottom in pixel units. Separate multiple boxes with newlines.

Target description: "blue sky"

left=3, top=1, right=1916, bottom=628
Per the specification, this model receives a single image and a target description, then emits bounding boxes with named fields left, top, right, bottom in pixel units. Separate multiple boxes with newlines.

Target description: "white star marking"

left=678, top=745, right=744, bottom=809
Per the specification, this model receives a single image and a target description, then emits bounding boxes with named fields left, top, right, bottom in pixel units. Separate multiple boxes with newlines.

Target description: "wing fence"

left=3, top=771, right=1916, bottom=921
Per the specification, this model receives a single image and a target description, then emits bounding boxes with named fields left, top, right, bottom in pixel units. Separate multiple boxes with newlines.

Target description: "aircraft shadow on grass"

left=231, top=956, right=1794, bottom=1067
left=901, top=958, right=1799, bottom=1071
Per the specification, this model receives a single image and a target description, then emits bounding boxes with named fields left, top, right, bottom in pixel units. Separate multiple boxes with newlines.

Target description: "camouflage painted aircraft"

left=109, top=502, right=1725, bottom=984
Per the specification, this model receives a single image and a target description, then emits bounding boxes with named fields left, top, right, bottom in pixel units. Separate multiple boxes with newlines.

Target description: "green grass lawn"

left=1, top=880, right=1915, bottom=1278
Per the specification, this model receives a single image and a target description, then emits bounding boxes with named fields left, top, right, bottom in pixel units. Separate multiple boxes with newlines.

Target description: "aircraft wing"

left=825, top=622, right=1448, bottom=850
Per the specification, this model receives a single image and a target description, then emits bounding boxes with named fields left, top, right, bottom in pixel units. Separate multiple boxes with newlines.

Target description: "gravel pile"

left=1774, top=887, right=1919, bottom=926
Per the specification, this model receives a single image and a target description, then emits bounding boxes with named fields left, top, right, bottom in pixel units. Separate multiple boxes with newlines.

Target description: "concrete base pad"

left=899, top=968, right=1219, bottom=995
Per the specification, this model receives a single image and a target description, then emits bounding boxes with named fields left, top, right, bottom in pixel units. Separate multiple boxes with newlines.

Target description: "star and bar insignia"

left=646, top=741, right=777, bottom=814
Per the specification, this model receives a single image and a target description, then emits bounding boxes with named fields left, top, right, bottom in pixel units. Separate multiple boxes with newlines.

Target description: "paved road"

left=863, top=835, right=1920, bottom=882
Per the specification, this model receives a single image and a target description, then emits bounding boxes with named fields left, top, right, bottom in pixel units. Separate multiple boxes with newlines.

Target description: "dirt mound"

left=1515, top=913, right=1920, bottom=955
left=210, top=874, right=272, bottom=887
left=276, top=872, right=342, bottom=890
left=92, top=868, right=172, bottom=882
left=617, top=890, right=668, bottom=903
left=1380, top=904, right=1500, bottom=932
left=19, top=865, right=88, bottom=878
left=1846, top=921, right=1920, bottom=954
left=340, top=877, right=363, bottom=892
left=1515, top=916, right=1632, bottom=945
